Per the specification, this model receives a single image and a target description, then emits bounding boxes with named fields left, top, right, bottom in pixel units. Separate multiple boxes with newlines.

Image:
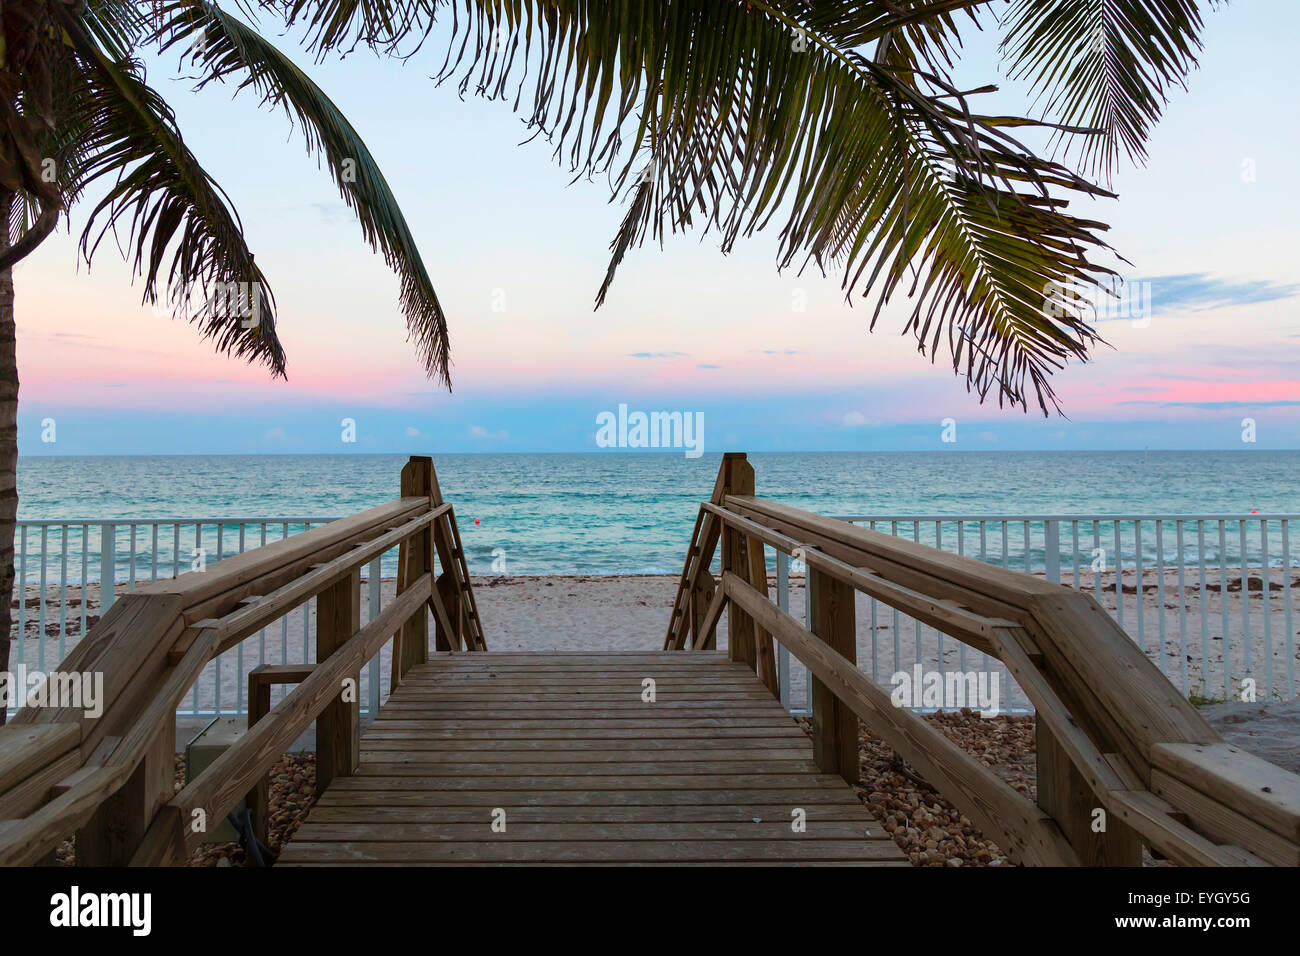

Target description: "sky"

left=16, top=1, right=1300, bottom=455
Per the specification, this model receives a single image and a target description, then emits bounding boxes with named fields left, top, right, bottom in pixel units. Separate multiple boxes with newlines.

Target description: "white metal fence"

left=10, top=513, right=1300, bottom=718
left=773, top=514, right=1299, bottom=715
left=8, top=517, right=380, bottom=719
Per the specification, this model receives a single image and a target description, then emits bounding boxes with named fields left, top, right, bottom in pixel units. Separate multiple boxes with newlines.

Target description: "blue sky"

left=16, top=1, right=1300, bottom=455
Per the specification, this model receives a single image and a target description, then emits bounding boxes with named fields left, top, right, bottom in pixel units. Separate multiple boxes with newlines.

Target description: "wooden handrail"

left=667, top=455, right=1300, bottom=867
left=701, top=501, right=1006, bottom=659
left=201, top=506, right=447, bottom=660
left=722, top=570, right=1079, bottom=865
left=145, top=497, right=432, bottom=623
left=131, top=574, right=434, bottom=866
left=0, top=456, right=485, bottom=867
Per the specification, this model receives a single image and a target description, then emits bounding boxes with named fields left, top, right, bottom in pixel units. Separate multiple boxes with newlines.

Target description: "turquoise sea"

left=16, top=451, right=1300, bottom=576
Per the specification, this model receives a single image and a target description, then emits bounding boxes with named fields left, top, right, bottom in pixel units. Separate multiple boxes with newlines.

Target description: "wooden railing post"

left=1036, top=720, right=1142, bottom=865
left=316, top=568, right=361, bottom=791
left=745, top=534, right=778, bottom=696
left=690, top=572, right=717, bottom=650
left=808, top=567, right=858, bottom=784
left=75, top=720, right=174, bottom=866
left=434, top=572, right=461, bottom=651
left=426, top=458, right=459, bottom=650
left=719, top=454, right=756, bottom=667
left=246, top=664, right=315, bottom=850
left=247, top=671, right=273, bottom=849
left=397, top=457, right=434, bottom=674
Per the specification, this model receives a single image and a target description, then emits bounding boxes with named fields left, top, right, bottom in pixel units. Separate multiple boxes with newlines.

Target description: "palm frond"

left=0, top=0, right=69, bottom=263
left=792, top=0, right=989, bottom=71
left=153, top=0, right=451, bottom=386
left=53, top=1, right=285, bottom=375
left=1000, top=0, right=1216, bottom=178
left=276, top=0, right=435, bottom=58
left=416, top=1, right=1115, bottom=412
left=79, top=0, right=153, bottom=61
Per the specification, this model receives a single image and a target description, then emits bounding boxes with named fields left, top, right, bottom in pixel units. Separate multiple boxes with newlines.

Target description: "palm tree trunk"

left=0, top=190, right=18, bottom=725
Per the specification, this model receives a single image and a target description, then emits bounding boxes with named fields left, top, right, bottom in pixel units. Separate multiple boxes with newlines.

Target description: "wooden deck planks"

left=278, top=652, right=906, bottom=866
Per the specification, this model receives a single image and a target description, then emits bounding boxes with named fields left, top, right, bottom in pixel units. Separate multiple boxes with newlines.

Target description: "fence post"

left=809, top=566, right=858, bottom=784
left=434, top=572, right=461, bottom=651
left=746, top=536, right=779, bottom=696
left=1044, top=519, right=1061, bottom=584
left=75, top=720, right=173, bottom=866
left=425, top=457, right=468, bottom=650
left=367, top=559, right=382, bottom=718
left=247, top=671, right=274, bottom=848
left=100, top=522, right=116, bottom=612
left=396, top=457, right=433, bottom=676
left=690, top=572, right=716, bottom=650
left=1036, top=721, right=1142, bottom=865
left=316, top=568, right=361, bottom=791
left=719, top=454, right=756, bottom=669
left=777, top=551, right=791, bottom=710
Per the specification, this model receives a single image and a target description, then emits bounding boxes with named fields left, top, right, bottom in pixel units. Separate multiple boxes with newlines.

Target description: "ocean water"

left=15, top=451, right=1300, bottom=576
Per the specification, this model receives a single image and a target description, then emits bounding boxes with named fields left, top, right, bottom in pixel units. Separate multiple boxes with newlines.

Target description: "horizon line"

left=16, top=447, right=1299, bottom=459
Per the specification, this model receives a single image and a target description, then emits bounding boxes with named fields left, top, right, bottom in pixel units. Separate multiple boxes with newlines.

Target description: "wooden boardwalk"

left=8, top=455, right=1294, bottom=868
left=278, top=652, right=907, bottom=865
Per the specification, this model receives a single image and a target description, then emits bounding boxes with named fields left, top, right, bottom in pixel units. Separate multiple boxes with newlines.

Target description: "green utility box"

left=184, top=718, right=246, bottom=843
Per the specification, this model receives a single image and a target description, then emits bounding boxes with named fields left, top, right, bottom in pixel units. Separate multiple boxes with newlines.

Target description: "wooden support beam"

left=424, top=460, right=485, bottom=652
left=397, top=457, right=433, bottom=678
left=441, top=507, right=486, bottom=651
left=1036, top=718, right=1142, bottom=866
left=426, top=574, right=459, bottom=653
left=316, top=568, right=361, bottom=792
left=720, top=455, right=757, bottom=669
left=666, top=458, right=735, bottom=650
left=808, top=567, right=857, bottom=784
left=247, top=677, right=272, bottom=850
left=74, top=721, right=173, bottom=866
left=679, top=517, right=723, bottom=651
left=746, top=535, right=778, bottom=697
left=691, top=584, right=728, bottom=651
left=665, top=508, right=706, bottom=649
left=690, top=570, right=717, bottom=651
left=434, top=572, right=462, bottom=652
left=246, top=664, right=315, bottom=848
